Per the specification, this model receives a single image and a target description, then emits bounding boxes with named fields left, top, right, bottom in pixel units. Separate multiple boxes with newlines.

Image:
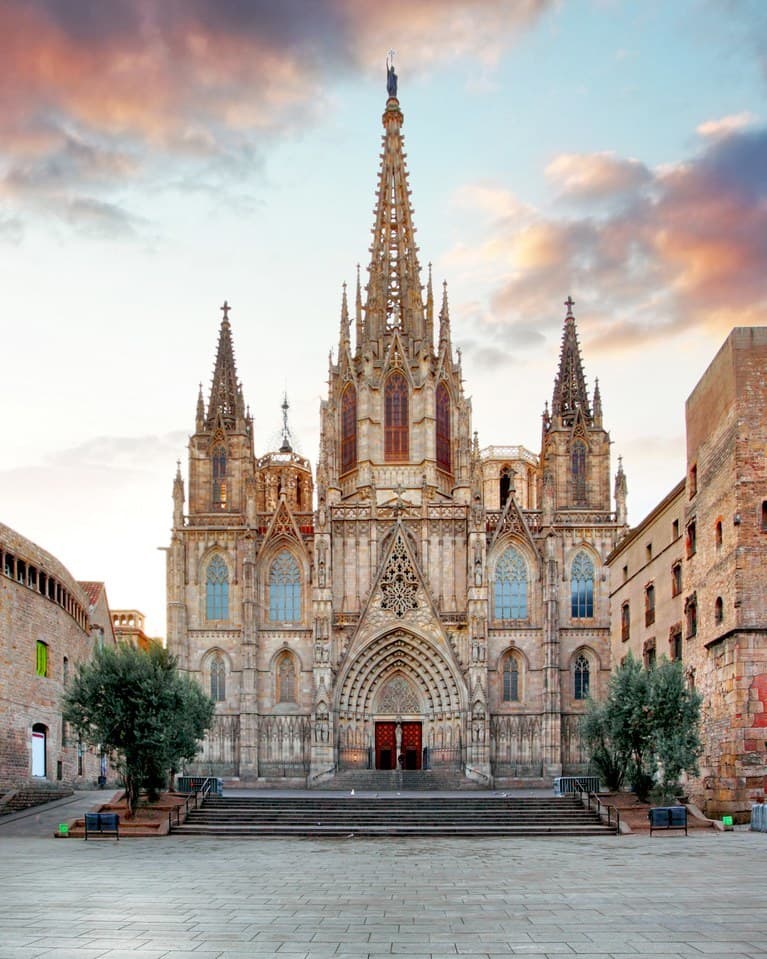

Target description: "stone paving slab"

left=0, top=827, right=765, bottom=959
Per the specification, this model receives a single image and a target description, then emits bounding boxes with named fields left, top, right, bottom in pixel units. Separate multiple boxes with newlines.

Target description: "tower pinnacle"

left=551, top=297, right=591, bottom=427
left=279, top=393, right=293, bottom=453
left=206, top=301, right=243, bottom=430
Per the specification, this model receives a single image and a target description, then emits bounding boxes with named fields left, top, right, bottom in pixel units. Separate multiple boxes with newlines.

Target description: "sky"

left=1, top=0, right=766, bottom=637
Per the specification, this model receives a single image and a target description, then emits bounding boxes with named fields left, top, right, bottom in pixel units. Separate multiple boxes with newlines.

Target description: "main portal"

left=374, top=721, right=422, bottom=770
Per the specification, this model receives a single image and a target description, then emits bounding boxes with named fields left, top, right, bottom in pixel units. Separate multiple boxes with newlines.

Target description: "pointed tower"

left=541, top=297, right=611, bottom=511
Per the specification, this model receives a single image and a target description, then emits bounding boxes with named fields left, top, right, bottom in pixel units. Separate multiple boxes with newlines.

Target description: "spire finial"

left=386, top=51, right=398, bottom=98
left=280, top=392, right=292, bottom=453
left=564, top=295, right=575, bottom=318
left=221, top=300, right=231, bottom=322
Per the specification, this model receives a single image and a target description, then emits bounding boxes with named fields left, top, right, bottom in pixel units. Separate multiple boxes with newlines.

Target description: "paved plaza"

left=0, top=792, right=765, bottom=959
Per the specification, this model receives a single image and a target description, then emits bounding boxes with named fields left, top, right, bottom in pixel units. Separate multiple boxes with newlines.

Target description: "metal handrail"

left=168, top=777, right=215, bottom=832
left=573, top=778, right=621, bottom=835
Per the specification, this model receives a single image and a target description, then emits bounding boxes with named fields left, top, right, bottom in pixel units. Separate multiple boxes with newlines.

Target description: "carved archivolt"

left=337, top=629, right=465, bottom=720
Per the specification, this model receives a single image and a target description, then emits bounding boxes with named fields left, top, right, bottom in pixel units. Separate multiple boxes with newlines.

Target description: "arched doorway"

left=32, top=723, right=47, bottom=778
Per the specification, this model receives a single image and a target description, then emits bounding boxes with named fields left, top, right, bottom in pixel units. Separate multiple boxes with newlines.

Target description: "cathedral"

left=166, top=74, right=628, bottom=786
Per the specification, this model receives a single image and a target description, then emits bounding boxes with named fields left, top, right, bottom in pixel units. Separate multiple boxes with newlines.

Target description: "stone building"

left=167, top=79, right=627, bottom=786
left=608, top=327, right=767, bottom=819
left=0, top=524, right=115, bottom=790
left=112, top=609, right=161, bottom=651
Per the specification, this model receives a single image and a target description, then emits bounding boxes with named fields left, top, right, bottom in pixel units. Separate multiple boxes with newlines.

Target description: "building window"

left=210, top=654, right=226, bottom=701
left=205, top=556, right=229, bottom=621
left=761, top=501, right=767, bottom=531
left=277, top=652, right=297, bottom=703
left=574, top=654, right=590, bottom=700
left=643, top=639, right=656, bottom=669
left=35, top=641, right=48, bottom=677
left=269, top=550, right=301, bottom=622
left=672, top=518, right=680, bottom=539
left=502, top=654, right=520, bottom=702
left=685, top=595, right=697, bottom=639
left=686, top=520, right=696, bottom=558
left=671, top=627, right=683, bottom=661
left=341, top=384, right=357, bottom=474
left=493, top=547, right=528, bottom=620
left=63, top=656, right=69, bottom=685
left=714, top=596, right=724, bottom=625
left=671, top=561, right=682, bottom=597
left=645, top=583, right=655, bottom=627
left=571, top=440, right=587, bottom=505
left=499, top=467, right=512, bottom=508
left=384, top=372, right=409, bottom=461
left=622, top=564, right=628, bottom=582
left=715, top=519, right=723, bottom=550
left=212, top=446, right=227, bottom=509
left=436, top=382, right=451, bottom=472
left=570, top=551, right=594, bottom=618
left=689, top=463, right=697, bottom=498
left=621, top=602, right=630, bottom=642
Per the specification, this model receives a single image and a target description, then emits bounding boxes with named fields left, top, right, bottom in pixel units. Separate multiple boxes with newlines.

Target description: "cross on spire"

left=564, top=295, right=575, bottom=317
left=220, top=300, right=231, bottom=321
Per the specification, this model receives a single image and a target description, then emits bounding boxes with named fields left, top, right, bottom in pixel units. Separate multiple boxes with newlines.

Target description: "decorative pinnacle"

left=280, top=393, right=292, bottom=453
left=221, top=300, right=231, bottom=321
left=564, top=295, right=575, bottom=319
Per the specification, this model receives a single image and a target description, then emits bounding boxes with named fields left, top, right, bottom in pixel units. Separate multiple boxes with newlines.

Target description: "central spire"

left=551, top=296, right=592, bottom=427
left=363, top=61, right=426, bottom=346
left=206, top=300, right=244, bottom=430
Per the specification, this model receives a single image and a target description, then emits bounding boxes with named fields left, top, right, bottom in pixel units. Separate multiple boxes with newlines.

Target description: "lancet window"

left=502, top=653, right=520, bottom=702
left=277, top=652, right=297, bottom=703
left=384, top=372, right=409, bottom=461
left=570, top=551, right=595, bottom=618
left=574, top=653, right=590, bottom=700
left=500, top=467, right=511, bottom=508
left=571, top=440, right=586, bottom=505
left=493, top=547, right=528, bottom=620
left=341, top=385, right=357, bottom=474
left=269, top=550, right=301, bottom=622
left=436, top=382, right=451, bottom=472
left=205, top=556, right=229, bottom=621
left=210, top=654, right=226, bottom=701
left=212, top=446, right=227, bottom=509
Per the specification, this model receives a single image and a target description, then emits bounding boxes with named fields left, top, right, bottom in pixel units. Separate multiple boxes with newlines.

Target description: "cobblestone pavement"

left=1, top=806, right=765, bottom=959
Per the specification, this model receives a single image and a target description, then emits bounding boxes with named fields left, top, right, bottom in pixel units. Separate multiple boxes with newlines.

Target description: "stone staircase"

left=313, top=768, right=480, bottom=791
left=0, top=784, right=74, bottom=816
left=174, top=793, right=617, bottom=837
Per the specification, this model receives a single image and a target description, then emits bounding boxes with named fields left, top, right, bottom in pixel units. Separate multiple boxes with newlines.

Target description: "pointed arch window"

left=206, top=556, right=229, bottom=621
left=210, top=654, right=226, bottom=702
left=494, top=547, right=528, bottom=620
left=269, top=550, right=301, bottom=622
left=500, top=467, right=512, bottom=508
left=212, top=446, right=227, bottom=509
left=384, top=372, right=409, bottom=461
left=341, top=384, right=357, bottom=474
left=571, top=440, right=587, bottom=505
left=436, top=382, right=451, bottom=473
left=277, top=652, right=297, bottom=703
left=570, top=551, right=594, bottom=618
left=502, top=653, right=520, bottom=702
left=574, top=654, right=590, bottom=700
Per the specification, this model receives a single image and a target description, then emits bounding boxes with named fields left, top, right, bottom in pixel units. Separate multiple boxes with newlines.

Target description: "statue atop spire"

left=206, top=300, right=243, bottom=431
left=386, top=51, right=398, bottom=98
left=279, top=393, right=293, bottom=453
left=551, top=296, right=592, bottom=427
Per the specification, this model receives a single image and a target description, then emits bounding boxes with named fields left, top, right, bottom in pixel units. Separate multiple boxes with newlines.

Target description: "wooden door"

left=402, top=721, right=422, bottom=770
left=375, top=722, right=396, bottom=769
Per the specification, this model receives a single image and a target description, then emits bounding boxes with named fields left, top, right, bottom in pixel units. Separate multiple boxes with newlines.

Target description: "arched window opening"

left=205, top=556, right=229, bottom=621
left=35, top=641, right=48, bottom=677
left=574, top=654, right=590, bottom=700
left=277, top=653, right=297, bottom=703
left=499, top=467, right=511, bottom=508
left=269, top=550, right=301, bottom=622
left=502, top=655, right=520, bottom=702
left=494, top=547, right=529, bottom=620
left=571, top=441, right=587, bottom=505
left=714, top=596, right=724, bottom=625
left=436, top=382, right=451, bottom=472
left=32, top=723, right=47, bottom=777
left=341, top=385, right=357, bottom=474
left=570, top=551, right=594, bottom=618
left=384, top=372, right=409, bottom=461
left=210, top=654, right=226, bottom=702
left=295, top=476, right=302, bottom=509
left=212, top=446, right=227, bottom=509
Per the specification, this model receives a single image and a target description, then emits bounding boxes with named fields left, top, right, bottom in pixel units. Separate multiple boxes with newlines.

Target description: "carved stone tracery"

left=380, top=533, right=419, bottom=618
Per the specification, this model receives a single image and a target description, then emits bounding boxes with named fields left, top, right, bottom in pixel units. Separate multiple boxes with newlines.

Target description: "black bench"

left=648, top=805, right=687, bottom=835
left=84, top=811, right=120, bottom=840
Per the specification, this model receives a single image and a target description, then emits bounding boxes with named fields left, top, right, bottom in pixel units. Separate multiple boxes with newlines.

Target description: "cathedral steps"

left=174, top=794, right=617, bottom=837
left=313, top=769, right=481, bottom=791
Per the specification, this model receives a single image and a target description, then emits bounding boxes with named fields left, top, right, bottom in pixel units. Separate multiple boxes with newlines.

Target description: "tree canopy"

left=62, top=643, right=214, bottom=816
left=580, top=653, right=702, bottom=801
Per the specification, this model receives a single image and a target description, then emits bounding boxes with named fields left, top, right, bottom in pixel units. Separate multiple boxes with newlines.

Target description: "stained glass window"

left=269, top=550, right=301, bottom=622
left=574, top=654, right=590, bottom=700
left=384, top=372, right=409, bottom=461
left=206, top=556, right=229, bottom=620
left=210, top=654, right=226, bottom=701
left=277, top=653, right=296, bottom=703
left=494, top=548, right=528, bottom=620
left=502, top=655, right=519, bottom=702
left=436, top=382, right=451, bottom=472
left=571, top=551, right=594, bottom=618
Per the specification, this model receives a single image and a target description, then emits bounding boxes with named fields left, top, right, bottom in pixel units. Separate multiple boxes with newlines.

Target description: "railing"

left=572, top=778, right=621, bottom=835
left=168, top=776, right=216, bottom=832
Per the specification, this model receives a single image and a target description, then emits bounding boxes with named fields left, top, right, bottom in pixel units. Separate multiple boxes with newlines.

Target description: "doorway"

left=374, top=721, right=422, bottom=770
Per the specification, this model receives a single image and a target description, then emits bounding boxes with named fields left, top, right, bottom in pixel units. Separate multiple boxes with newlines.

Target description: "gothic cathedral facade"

left=166, top=84, right=628, bottom=786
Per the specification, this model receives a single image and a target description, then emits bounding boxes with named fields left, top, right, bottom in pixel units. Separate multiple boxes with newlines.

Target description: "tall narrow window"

left=277, top=653, right=297, bottom=703
left=35, top=641, right=48, bottom=677
left=671, top=561, right=682, bottom=597
left=645, top=583, right=655, bottom=626
left=212, top=446, right=227, bottom=509
left=436, top=382, right=451, bottom=472
left=685, top=595, right=697, bottom=638
left=499, top=467, right=511, bottom=508
left=494, top=547, right=528, bottom=620
left=269, top=551, right=301, bottom=622
left=715, top=519, right=723, bottom=550
left=210, top=654, right=226, bottom=701
left=571, top=441, right=587, bottom=504
left=686, top=520, right=697, bottom=557
left=341, top=385, right=357, bottom=474
left=205, top=556, right=229, bottom=620
left=570, top=551, right=594, bottom=618
left=621, top=602, right=630, bottom=642
left=502, top=655, right=520, bottom=702
left=714, top=596, right=724, bottom=625
left=384, top=372, right=409, bottom=461
left=574, top=654, right=590, bottom=700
